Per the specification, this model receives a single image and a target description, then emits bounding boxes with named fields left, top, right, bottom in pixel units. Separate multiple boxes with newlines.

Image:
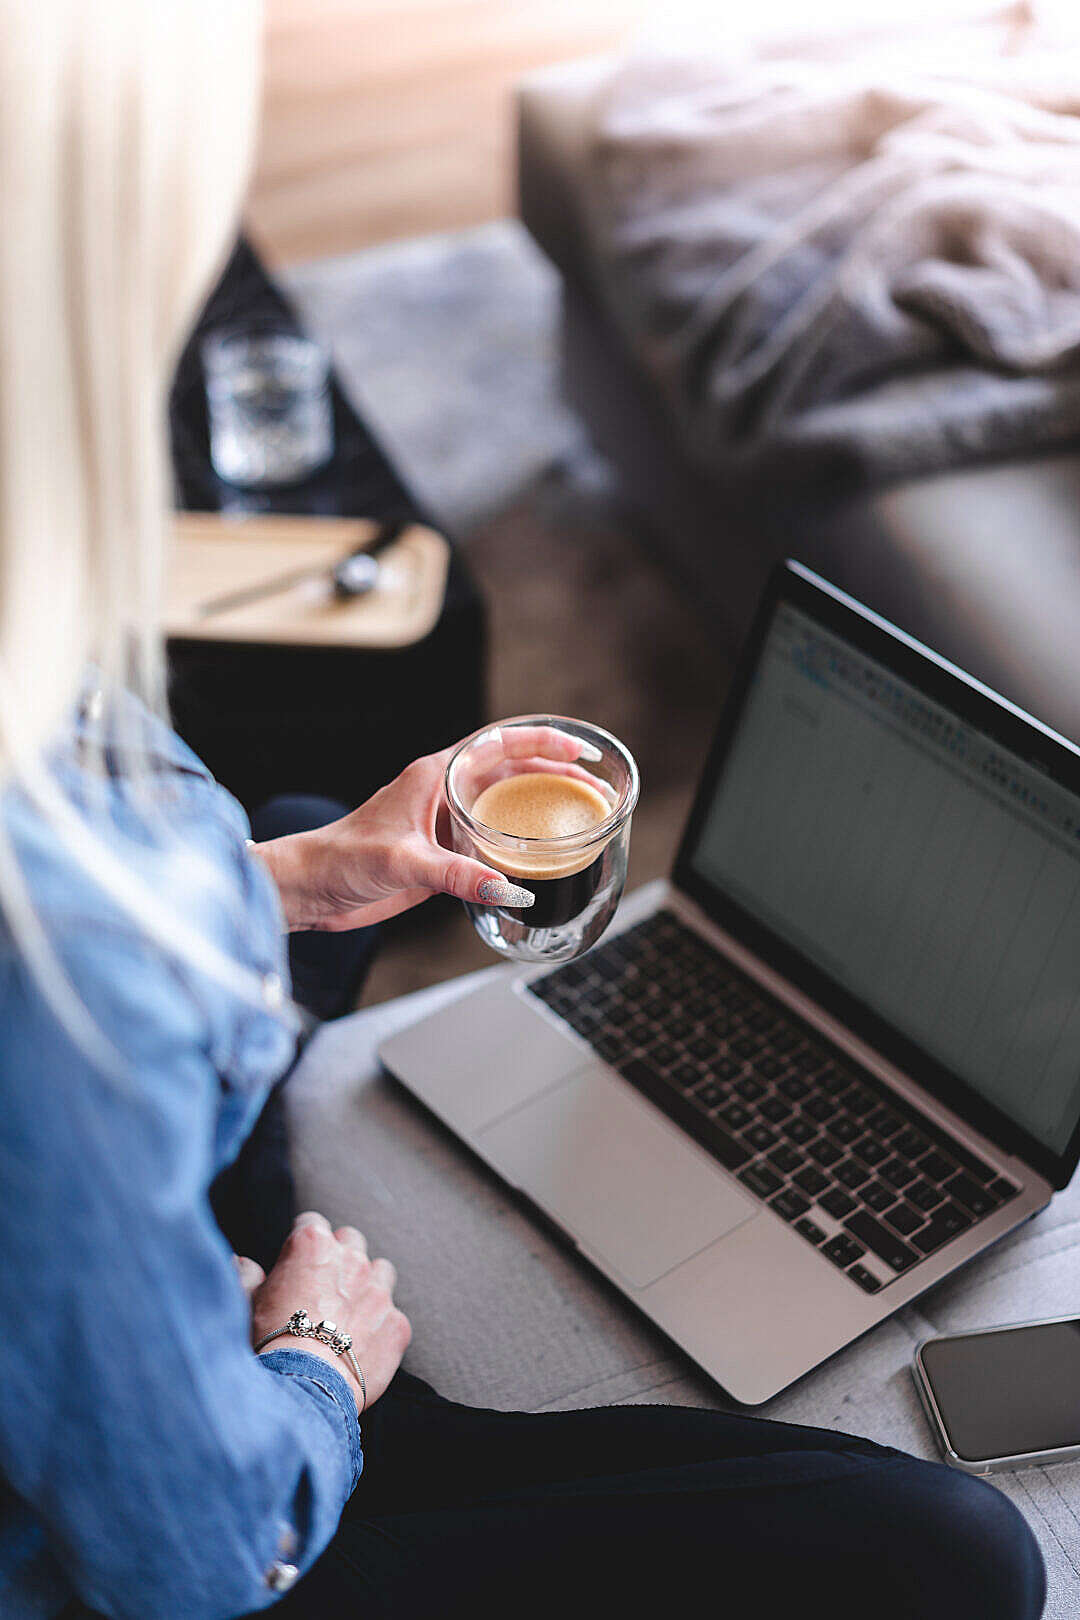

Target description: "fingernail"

left=478, top=878, right=536, bottom=908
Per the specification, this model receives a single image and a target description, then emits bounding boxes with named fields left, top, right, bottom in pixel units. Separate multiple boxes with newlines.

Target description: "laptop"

left=380, top=560, right=1080, bottom=1404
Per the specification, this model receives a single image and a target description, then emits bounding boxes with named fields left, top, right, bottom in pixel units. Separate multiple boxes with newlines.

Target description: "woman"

left=0, top=6, right=1046, bottom=1619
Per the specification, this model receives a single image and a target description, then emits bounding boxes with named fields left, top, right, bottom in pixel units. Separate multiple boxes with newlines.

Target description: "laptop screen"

left=688, top=599, right=1080, bottom=1157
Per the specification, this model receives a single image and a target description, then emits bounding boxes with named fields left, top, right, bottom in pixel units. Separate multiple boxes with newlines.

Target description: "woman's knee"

left=890, top=1461, right=1045, bottom=1620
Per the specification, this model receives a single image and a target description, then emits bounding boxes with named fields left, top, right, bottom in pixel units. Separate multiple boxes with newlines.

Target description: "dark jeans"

left=251, top=794, right=381, bottom=1026
left=214, top=796, right=1045, bottom=1620
left=262, top=1369, right=1045, bottom=1620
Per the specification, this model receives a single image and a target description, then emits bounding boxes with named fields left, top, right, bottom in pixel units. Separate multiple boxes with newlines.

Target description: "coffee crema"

left=472, top=772, right=609, bottom=842
left=470, top=772, right=615, bottom=926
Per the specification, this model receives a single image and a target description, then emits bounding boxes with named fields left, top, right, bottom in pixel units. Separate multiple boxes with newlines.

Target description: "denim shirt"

left=0, top=707, right=362, bottom=1620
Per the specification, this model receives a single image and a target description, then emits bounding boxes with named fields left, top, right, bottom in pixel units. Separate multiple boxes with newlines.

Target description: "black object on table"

left=167, top=236, right=487, bottom=815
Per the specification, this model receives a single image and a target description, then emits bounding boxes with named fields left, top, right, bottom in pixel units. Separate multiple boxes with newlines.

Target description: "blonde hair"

left=0, top=1, right=279, bottom=1057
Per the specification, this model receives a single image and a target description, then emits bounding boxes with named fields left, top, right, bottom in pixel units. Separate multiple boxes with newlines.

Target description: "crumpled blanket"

left=582, top=3, right=1080, bottom=498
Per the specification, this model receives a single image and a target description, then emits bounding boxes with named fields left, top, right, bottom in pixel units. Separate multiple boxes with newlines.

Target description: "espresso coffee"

left=471, top=772, right=613, bottom=928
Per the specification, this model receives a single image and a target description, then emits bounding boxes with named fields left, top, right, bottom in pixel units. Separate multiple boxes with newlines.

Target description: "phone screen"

left=921, top=1320, right=1080, bottom=1461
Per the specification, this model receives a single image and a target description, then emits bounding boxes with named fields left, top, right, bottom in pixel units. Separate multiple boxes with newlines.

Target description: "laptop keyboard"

left=527, top=911, right=1020, bottom=1295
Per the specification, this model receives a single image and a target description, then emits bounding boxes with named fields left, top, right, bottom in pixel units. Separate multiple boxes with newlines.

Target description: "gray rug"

left=282, top=219, right=587, bottom=535
left=282, top=222, right=729, bottom=1002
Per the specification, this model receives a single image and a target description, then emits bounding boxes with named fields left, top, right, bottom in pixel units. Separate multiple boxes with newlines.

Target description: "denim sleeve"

left=0, top=939, right=362, bottom=1620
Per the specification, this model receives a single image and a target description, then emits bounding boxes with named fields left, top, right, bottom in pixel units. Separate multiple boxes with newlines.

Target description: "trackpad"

left=476, top=1064, right=757, bottom=1289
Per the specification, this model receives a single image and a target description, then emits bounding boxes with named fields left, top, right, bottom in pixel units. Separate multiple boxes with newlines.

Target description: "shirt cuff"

left=258, top=1347, right=364, bottom=1492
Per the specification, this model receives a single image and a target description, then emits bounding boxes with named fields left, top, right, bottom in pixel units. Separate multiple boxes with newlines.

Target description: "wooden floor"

left=247, top=0, right=643, bottom=267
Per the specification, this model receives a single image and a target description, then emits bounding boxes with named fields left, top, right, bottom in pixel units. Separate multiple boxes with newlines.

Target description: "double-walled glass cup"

left=445, top=715, right=639, bottom=964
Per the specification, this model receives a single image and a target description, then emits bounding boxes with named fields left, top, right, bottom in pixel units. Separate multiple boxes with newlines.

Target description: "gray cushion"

left=288, top=956, right=1080, bottom=1616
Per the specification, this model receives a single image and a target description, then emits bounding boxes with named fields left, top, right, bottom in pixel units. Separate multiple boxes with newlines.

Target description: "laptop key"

left=760, top=1096, right=793, bottom=1125
left=778, top=1075, right=811, bottom=1102
left=787, top=1117, right=817, bottom=1145
left=822, top=1233, right=866, bottom=1269
left=880, top=1158, right=917, bottom=1191
left=861, top=1181, right=896, bottom=1214
left=820, top=1187, right=856, bottom=1219
left=845, top=1211, right=918, bottom=1273
left=795, top=1047, right=827, bottom=1074
left=845, top=1089, right=878, bottom=1118
left=848, top=1264, right=882, bottom=1294
left=987, top=1175, right=1020, bottom=1204
left=835, top=1159, right=871, bottom=1190
left=830, top=1116, right=861, bottom=1144
left=719, top=1101, right=752, bottom=1130
left=943, top=1172, right=998, bottom=1218
left=804, top=1096, right=839, bottom=1124
left=768, top=1145, right=804, bottom=1175
left=912, top=1202, right=974, bottom=1254
left=568, top=1009, right=601, bottom=1035
left=795, top=1166, right=829, bottom=1197
left=746, top=1124, right=777, bottom=1154
left=854, top=1136, right=888, bottom=1166
left=713, top=1056, right=743, bottom=1082
left=908, top=1179, right=944, bottom=1212
left=664, top=1014, right=698, bottom=1045
left=795, top=1217, right=826, bottom=1246
left=739, top=1162, right=783, bottom=1201
left=893, top=1128, right=929, bottom=1159
left=956, top=1149, right=998, bottom=1185
left=695, top=1083, right=725, bottom=1109
left=886, top=1202, right=923, bottom=1237
left=593, top=1034, right=630, bottom=1062
left=669, top=1062, right=703, bottom=1089
left=555, top=962, right=589, bottom=988
left=685, top=1035, right=715, bottom=1061
left=770, top=1187, right=810, bottom=1222
left=808, top=1137, right=842, bottom=1168
left=735, top=1076, right=766, bottom=1102
left=757, top=1055, right=784, bottom=1080
left=819, top=1067, right=852, bottom=1096
left=917, top=1151, right=955, bottom=1184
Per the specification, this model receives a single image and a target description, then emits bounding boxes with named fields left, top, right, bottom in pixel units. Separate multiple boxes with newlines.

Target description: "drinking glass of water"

left=445, top=715, right=639, bottom=964
left=202, top=326, right=334, bottom=488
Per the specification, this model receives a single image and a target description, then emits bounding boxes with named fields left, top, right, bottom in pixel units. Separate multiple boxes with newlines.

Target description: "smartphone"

left=913, top=1315, right=1080, bottom=1473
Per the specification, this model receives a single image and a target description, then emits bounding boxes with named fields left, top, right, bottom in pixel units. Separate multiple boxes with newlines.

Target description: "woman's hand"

left=254, top=724, right=605, bottom=931
left=244, top=1212, right=411, bottom=1414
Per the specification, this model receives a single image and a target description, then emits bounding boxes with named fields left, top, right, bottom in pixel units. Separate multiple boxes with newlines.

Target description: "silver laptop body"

left=381, top=563, right=1080, bottom=1404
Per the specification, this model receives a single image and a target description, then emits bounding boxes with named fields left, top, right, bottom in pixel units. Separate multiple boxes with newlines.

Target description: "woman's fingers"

left=334, top=1225, right=368, bottom=1256
left=369, top=1256, right=397, bottom=1293
left=253, top=1221, right=410, bottom=1411
left=469, top=724, right=602, bottom=767
left=394, top=839, right=535, bottom=909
